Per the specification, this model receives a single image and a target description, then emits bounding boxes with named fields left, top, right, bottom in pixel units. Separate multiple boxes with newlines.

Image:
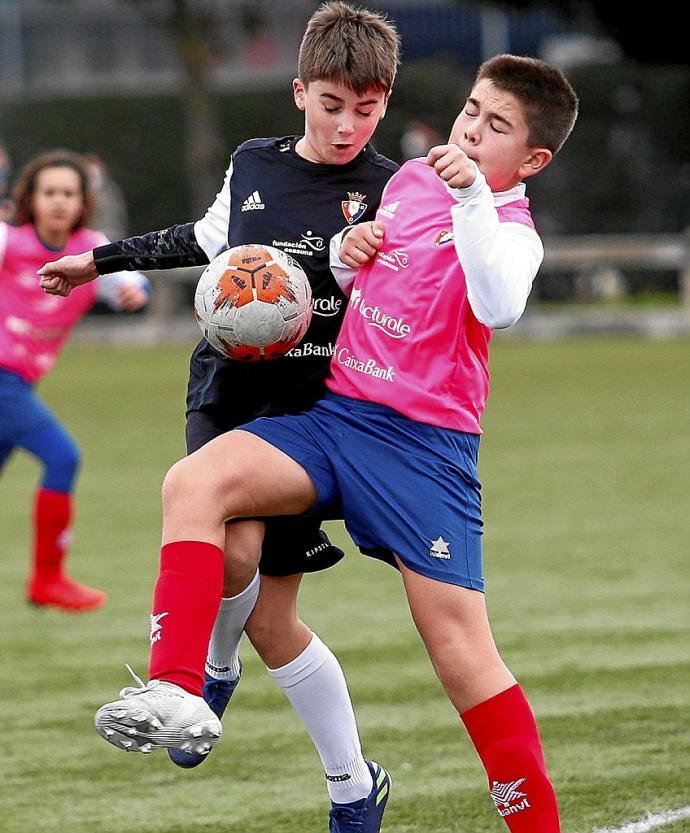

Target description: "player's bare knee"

left=162, top=456, right=213, bottom=514
left=161, top=458, right=187, bottom=510
left=223, top=545, right=261, bottom=591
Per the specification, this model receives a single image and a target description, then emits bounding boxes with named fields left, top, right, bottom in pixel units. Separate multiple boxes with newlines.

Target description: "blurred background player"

left=0, top=143, right=15, bottom=223
left=0, top=150, right=149, bottom=612
left=83, top=153, right=129, bottom=242
left=40, top=4, right=400, bottom=828
left=399, top=119, right=441, bottom=160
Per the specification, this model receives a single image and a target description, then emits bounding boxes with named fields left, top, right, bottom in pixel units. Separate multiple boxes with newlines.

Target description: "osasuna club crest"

left=342, top=191, right=368, bottom=224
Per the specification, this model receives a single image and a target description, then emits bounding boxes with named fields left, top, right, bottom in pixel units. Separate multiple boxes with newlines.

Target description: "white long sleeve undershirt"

left=447, top=163, right=543, bottom=329
left=194, top=161, right=234, bottom=261
left=329, top=228, right=359, bottom=295
left=329, top=164, right=543, bottom=329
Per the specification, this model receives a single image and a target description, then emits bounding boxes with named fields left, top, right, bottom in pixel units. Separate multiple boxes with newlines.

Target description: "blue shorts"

left=240, top=393, right=484, bottom=590
left=186, top=406, right=345, bottom=577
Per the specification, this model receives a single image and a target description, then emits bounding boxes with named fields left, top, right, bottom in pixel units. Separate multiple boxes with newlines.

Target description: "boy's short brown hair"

left=476, top=54, right=578, bottom=154
left=13, top=149, right=94, bottom=229
left=298, top=1, right=400, bottom=95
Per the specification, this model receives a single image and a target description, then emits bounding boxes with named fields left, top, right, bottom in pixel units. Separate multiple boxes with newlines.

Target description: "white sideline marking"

left=593, top=806, right=690, bottom=833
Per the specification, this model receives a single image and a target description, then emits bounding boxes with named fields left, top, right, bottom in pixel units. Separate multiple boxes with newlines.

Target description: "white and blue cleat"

left=94, top=666, right=222, bottom=757
left=168, top=669, right=241, bottom=768
left=329, top=760, right=392, bottom=833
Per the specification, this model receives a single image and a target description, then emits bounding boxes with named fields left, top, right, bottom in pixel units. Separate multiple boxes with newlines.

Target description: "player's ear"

left=293, top=78, right=307, bottom=112
left=518, top=147, right=552, bottom=180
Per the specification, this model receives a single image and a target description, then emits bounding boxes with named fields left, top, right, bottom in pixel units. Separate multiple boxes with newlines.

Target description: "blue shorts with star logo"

left=239, top=393, right=484, bottom=591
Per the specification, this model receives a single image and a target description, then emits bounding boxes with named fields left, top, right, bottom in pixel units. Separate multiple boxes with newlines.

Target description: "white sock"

left=205, top=570, right=260, bottom=681
left=267, top=633, right=373, bottom=804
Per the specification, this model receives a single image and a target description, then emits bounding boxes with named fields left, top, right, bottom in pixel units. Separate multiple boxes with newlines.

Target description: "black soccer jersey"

left=94, top=136, right=397, bottom=422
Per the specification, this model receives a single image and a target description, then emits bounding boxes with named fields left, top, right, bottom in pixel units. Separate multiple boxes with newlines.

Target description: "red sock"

left=31, top=487, right=72, bottom=582
left=148, top=541, right=224, bottom=696
left=461, top=685, right=560, bottom=832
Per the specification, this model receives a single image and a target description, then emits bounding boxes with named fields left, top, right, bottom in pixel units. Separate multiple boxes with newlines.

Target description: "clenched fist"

left=426, top=144, right=477, bottom=189
left=38, top=251, right=99, bottom=297
left=339, top=221, right=386, bottom=269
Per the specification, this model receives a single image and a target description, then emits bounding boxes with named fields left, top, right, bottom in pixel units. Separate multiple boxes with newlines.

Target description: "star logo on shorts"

left=429, top=536, right=451, bottom=559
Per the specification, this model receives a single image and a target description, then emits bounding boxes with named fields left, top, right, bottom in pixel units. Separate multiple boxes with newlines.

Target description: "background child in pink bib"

left=0, top=151, right=149, bottom=611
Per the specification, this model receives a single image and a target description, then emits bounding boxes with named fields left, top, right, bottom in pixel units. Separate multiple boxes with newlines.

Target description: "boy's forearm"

left=450, top=177, right=543, bottom=329
left=93, top=223, right=210, bottom=274
left=329, top=227, right=358, bottom=295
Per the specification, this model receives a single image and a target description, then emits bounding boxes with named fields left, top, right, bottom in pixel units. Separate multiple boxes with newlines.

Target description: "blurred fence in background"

left=0, top=0, right=312, bottom=95
left=0, top=0, right=569, bottom=97
left=541, top=231, right=690, bottom=306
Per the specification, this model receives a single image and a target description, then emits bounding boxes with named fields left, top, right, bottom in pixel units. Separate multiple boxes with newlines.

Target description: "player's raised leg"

left=399, top=562, right=560, bottom=832
left=94, top=429, right=318, bottom=754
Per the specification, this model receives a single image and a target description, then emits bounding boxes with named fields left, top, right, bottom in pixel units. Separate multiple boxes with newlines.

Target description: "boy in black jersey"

left=40, top=2, right=400, bottom=828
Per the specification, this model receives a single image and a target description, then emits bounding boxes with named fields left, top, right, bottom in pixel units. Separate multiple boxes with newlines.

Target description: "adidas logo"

left=371, top=762, right=389, bottom=807
left=379, top=200, right=399, bottom=218
left=241, top=190, right=265, bottom=212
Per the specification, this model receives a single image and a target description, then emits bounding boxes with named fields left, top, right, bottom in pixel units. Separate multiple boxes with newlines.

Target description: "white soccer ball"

left=194, top=244, right=313, bottom=361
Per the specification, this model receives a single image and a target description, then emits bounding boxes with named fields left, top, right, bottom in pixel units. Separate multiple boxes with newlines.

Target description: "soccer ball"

left=194, top=244, right=312, bottom=361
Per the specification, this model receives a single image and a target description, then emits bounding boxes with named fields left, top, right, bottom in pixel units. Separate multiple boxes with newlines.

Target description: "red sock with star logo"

left=460, top=685, right=560, bottom=832
left=148, top=541, right=224, bottom=696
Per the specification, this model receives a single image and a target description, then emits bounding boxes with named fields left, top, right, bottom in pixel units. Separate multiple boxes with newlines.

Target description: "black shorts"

left=185, top=406, right=344, bottom=577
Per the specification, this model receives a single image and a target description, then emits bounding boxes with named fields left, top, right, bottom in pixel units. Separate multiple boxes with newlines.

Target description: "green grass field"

left=1, top=337, right=689, bottom=833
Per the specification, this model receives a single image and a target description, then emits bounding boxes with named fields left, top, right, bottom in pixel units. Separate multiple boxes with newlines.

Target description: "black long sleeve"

left=93, top=222, right=210, bottom=274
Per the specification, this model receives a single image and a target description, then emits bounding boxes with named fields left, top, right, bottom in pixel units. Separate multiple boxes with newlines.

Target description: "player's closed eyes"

left=323, top=106, right=375, bottom=117
left=464, top=107, right=506, bottom=134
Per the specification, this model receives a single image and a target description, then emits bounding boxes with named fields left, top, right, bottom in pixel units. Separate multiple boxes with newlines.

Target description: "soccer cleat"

left=168, top=667, right=241, bottom=768
left=94, top=666, right=222, bottom=755
left=28, top=575, right=107, bottom=612
left=329, top=760, right=392, bottom=833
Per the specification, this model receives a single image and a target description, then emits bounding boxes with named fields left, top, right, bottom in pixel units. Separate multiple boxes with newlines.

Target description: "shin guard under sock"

left=461, top=685, right=560, bottom=832
left=31, top=488, right=72, bottom=581
left=148, top=541, right=224, bottom=696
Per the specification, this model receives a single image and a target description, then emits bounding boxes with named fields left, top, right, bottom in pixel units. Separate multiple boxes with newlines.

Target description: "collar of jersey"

left=274, top=136, right=373, bottom=173
left=493, top=183, right=527, bottom=205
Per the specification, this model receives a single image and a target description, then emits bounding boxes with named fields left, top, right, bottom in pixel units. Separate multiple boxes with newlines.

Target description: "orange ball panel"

left=214, top=268, right=254, bottom=311
left=255, top=266, right=297, bottom=305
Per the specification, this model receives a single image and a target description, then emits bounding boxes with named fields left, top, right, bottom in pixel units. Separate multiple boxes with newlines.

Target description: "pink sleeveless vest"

left=327, top=159, right=534, bottom=432
left=0, top=224, right=103, bottom=383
